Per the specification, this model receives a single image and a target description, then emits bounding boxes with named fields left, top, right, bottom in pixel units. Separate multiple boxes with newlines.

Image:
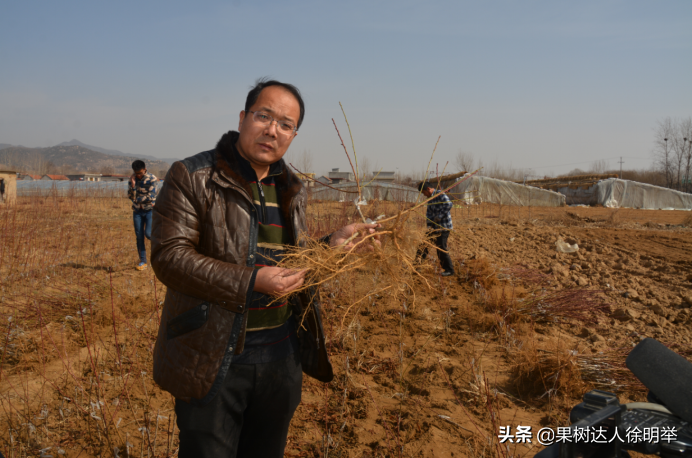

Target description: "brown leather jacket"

left=151, top=131, right=333, bottom=403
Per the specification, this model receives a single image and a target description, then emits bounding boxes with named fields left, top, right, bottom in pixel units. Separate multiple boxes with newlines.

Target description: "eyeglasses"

left=249, top=111, right=297, bottom=135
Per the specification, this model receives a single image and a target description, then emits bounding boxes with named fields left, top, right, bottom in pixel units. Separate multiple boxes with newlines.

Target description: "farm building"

left=310, top=182, right=421, bottom=203
left=524, top=174, right=692, bottom=210
left=315, top=175, right=332, bottom=186
left=20, top=174, right=42, bottom=181
left=0, top=170, right=17, bottom=205
left=328, top=168, right=354, bottom=184
left=101, top=174, right=129, bottom=182
left=41, top=174, right=70, bottom=181
left=369, top=171, right=396, bottom=183
left=66, top=174, right=104, bottom=181
left=295, top=172, right=316, bottom=187
left=431, top=172, right=566, bottom=207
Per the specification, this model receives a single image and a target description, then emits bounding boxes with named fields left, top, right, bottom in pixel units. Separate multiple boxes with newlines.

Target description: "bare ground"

left=1, top=197, right=691, bottom=457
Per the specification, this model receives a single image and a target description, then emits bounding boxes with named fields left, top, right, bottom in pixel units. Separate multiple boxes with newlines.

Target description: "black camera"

left=535, top=338, right=692, bottom=458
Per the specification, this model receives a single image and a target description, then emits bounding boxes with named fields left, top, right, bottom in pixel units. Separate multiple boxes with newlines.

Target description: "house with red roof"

left=41, top=174, right=70, bottom=181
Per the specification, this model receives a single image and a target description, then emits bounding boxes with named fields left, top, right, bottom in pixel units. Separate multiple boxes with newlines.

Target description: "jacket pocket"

left=167, top=302, right=210, bottom=340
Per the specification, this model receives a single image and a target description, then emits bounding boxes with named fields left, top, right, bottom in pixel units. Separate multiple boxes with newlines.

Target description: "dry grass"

left=277, top=196, right=444, bottom=325
left=1, top=183, right=662, bottom=458
left=462, top=261, right=609, bottom=338
left=509, top=340, right=587, bottom=403
left=454, top=259, right=614, bottom=423
left=0, top=192, right=172, bottom=457
left=461, top=258, right=498, bottom=290
left=2, top=192, right=502, bottom=457
left=575, top=344, right=692, bottom=395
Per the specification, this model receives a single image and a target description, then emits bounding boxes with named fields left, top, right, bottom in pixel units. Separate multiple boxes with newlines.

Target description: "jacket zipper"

left=257, top=181, right=268, bottom=223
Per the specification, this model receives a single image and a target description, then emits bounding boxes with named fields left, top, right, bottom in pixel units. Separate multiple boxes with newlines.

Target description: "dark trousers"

left=175, top=351, right=303, bottom=458
left=416, top=229, right=454, bottom=273
left=132, top=209, right=152, bottom=263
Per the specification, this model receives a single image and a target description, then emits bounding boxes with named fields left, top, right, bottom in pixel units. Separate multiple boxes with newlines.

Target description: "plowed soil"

left=1, top=198, right=690, bottom=458
left=286, top=203, right=692, bottom=458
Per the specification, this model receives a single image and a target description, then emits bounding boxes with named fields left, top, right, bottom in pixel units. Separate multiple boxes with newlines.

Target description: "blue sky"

left=1, top=0, right=690, bottom=176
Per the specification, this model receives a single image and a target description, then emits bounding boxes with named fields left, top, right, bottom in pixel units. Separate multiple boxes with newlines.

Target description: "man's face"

left=134, top=169, right=146, bottom=180
left=422, top=187, right=434, bottom=198
left=236, top=85, right=300, bottom=169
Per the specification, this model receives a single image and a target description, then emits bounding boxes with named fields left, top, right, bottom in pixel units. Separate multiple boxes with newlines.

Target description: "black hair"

left=245, top=78, right=305, bottom=130
left=132, top=160, right=146, bottom=171
left=418, top=181, right=434, bottom=192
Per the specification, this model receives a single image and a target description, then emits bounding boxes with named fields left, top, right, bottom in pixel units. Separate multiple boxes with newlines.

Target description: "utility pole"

left=682, top=137, right=692, bottom=192
left=618, top=156, right=624, bottom=179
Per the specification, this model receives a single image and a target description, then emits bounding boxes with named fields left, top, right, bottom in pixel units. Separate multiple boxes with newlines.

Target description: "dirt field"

left=0, top=195, right=690, bottom=457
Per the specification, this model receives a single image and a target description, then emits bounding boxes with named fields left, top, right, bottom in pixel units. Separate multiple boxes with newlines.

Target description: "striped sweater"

left=246, top=174, right=293, bottom=331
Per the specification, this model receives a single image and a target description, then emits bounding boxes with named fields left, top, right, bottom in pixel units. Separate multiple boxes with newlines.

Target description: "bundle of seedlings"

left=476, top=265, right=610, bottom=326
left=573, top=349, right=644, bottom=393
left=575, top=344, right=692, bottom=394
left=277, top=207, right=433, bottom=325
left=513, top=288, right=610, bottom=324
left=510, top=339, right=588, bottom=402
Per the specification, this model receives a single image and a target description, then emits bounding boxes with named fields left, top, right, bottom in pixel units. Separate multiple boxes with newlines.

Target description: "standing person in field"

left=128, top=160, right=158, bottom=271
left=150, top=78, right=377, bottom=458
left=0, top=178, right=5, bottom=203
left=416, top=181, right=455, bottom=276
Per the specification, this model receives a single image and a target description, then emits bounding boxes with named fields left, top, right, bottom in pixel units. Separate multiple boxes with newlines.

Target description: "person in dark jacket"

left=415, top=181, right=455, bottom=276
left=151, top=79, right=376, bottom=458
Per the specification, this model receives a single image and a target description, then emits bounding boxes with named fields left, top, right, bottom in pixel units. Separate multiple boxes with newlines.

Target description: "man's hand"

left=330, top=223, right=380, bottom=250
left=129, top=174, right=136, bottom=188
left=254, top=267, right=307, bottom=297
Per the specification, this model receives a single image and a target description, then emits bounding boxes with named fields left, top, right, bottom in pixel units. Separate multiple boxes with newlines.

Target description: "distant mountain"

left=0, top=144, right=14, bottom=151
left=56, top=139, right=182, bottom=165
left=56, top=139, right=128, bottom=157
left=0, top=144, right=170, bottom=175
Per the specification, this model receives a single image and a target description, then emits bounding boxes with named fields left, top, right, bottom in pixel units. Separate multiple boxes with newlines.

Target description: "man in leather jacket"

left=151, top=79, right=376, bottom=457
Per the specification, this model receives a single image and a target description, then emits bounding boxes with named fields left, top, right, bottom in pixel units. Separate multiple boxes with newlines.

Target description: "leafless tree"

left=454, top=150, right=475, bottom=173
left=672, top=129, right=687, bottom=191
left=565, top=168, right=587, bottom=176
left=58, top=163, right=77, bottom=175
left=25, top=152, right=53, bottom=175
left=653, top=117, right=679, bottom=189
left=357, top=156, right=371, bottom=181
left=0, top=150, right=50, bottom=174
left=286, top=149, right=313, bottom=175
left=621, top=168, right=666, bottom=187
left=401, top=168, right=428, bottom=186
left=45, top=161, right=57, bottom=175
left=0, top=150, right=21, bottom=171
left=679, top=117, right=692, bottom=192
left=298, top=149, right=313, bottom=175
left=478, top=158, right=530, bottom=182
left=589, top=159, right=610, bottom=175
